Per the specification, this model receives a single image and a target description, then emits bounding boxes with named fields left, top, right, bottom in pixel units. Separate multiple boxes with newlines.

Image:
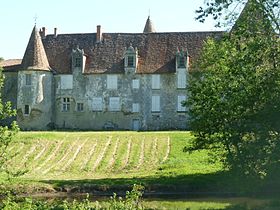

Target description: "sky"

left=0, top=0, right=222, bottom=60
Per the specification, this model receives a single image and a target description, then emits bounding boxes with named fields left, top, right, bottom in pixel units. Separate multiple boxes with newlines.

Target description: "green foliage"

left=188, top=0, right=280, bottom=178
left=0, top=65, right=19, bottom=177
left=108, top=184, right=144, bottom=210
left=196, top=0, right=280, bottom=32
left=0, top=185, right=144, bottom=210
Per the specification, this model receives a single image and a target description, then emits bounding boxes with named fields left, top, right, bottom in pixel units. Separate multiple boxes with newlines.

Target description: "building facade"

left=1, top=17, right=223, bottom=130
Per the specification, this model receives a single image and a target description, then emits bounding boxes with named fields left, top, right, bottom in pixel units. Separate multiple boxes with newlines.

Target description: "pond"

left=27, top=192, right=279, bottom=210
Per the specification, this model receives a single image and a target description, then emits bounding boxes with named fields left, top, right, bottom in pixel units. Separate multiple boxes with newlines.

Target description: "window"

left=61, top=75, right=73, bottom=89
left=132, top=79, right=139, bottom=89
left=62, top=97, right=70, bottom=112
left=75, top=57, right=82, bottom=67
left=152, top=95, right=160, bottom=112
left=24, top=105, right=30, bottom=115
left=177, top=95, right=186, bottom=112
left=92, top=97, right=103, bottom=111
left=25, top=74, right=31, bottom=85
left=107, top=75, right=118, bottom=89
left=127, top=56, right=134, bottom=67
left=178, top=56, right=186, bottom=68
left=152, top=75, right=160, bottom=89
left=109, top=97, right=120, bottom=111
left=132, top=103, right=140, bottom=113
left=77, top=103, right=84, bottom=112
left=177, top=69, right=186, bottom=89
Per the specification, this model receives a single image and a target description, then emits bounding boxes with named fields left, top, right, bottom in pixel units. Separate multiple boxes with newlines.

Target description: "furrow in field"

left=34, top=141, right=50, bottom=161
left=28, top=141, right=53, bottom=172
left=152, top=138, right=158, bottom=164
left=17, top=144, right=37, bottom=170
left=6, top=142, right=25, bottom=165
left=137, top=137, right=145, bottom=169
left=92, top=137, right=112, bottom=171
left=161, top=137, right=171, bottom=163
left=42, top=139, right=79, bottom=174
left=61, top=138, right=88, bottom=171
left=34, top=139, right=65, bottom=172
left=122, top=137, right=132, bottom=169
left=106, top=138, right=120, bottom=171
left=80, top=139, right=97, bottom=170
left=111, top=137, right=129, bottom=172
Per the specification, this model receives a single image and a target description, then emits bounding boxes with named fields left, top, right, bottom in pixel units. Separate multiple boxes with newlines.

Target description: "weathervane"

left=34, top=14, right=38, bottom=25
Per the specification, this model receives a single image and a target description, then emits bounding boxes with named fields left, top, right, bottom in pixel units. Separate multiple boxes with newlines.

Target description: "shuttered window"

left=109, top=97, right=120, bottom=111
left=61, top=75, right=73, bottom=89
left=177, top=69, right=186, bottom=89
left=132, top=103, right=140, bottom=113
left=92, top=97, right=103, bottom=111
left=152, top=75, right=160, bottom=89
left=107, top=75, right=118, bottom=89
left=152, top=95, right=160, bottom=112
left=132, top=79, right=140, bottom=89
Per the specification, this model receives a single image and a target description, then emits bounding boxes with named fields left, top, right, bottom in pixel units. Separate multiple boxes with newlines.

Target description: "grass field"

left=4, top=131, right=221, bottom=180
left=1, top=131, right=228, bottom=192
left=2, top=131, right=280, bottom=209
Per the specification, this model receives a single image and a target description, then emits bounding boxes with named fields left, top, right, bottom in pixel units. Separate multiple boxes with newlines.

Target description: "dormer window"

left=124, top=44, right=138, bottom=72
left=176, top=48, right=188, bottom=69
left=127, top=56, right=134, bottom=67
left=178, top=56, right=186, bottom=68
left=75, top=57, right=82, bottom=67
left=72, top=46, right=86, bottom=73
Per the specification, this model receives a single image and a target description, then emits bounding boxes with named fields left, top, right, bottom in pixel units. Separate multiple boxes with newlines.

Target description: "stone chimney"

left=96, top=25, right=102, bottom=43
left=54, top=27, right=57, bottom=37
left=40, top=27, right=46, bottom=39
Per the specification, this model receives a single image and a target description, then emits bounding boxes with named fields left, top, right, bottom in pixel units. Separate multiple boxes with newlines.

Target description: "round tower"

left=17, top=26, right=54, bottom=130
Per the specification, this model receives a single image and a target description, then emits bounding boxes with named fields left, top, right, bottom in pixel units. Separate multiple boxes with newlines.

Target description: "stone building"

left=1, top=17, right=223, bottom=130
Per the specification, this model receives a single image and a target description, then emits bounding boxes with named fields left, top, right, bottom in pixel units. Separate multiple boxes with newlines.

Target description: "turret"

left=17, top=26, right=54, bottom=130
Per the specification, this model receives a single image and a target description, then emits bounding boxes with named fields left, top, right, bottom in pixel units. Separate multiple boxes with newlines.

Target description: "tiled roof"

left=0, top=59, right=22, bottom=72
left=21, top=26, right=51, bottom=71
left=0, top=59, right=22, bottom=67
left=143, top=16, right=156, bottom=33
left=42, top=31, right=223, bottom=74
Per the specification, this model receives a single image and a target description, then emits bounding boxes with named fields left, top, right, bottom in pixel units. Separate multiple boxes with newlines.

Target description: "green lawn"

left=0, top=131, right=245, bottom=195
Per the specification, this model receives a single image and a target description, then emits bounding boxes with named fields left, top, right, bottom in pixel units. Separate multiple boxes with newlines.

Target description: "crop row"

left=7, top=134, right=170, bottom=178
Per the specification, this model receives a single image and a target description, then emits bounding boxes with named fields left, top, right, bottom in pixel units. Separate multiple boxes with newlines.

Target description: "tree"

left=187, top=0, right=280, bottom=178
left=0, top=64, right=18, bottom=175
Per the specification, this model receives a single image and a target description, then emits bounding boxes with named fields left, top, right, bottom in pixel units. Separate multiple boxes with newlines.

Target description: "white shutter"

left=152, top=96, right=160, bottom=112
left=61, top=75, right=73, bottom=89
left=132, top=79, right=140, bottom=89
left=132, top=103, right=140, bottom=113
left=152, top=75, right=160, bottom=89
left=177, top=69, right=186, bottom=89
left=109, top=97, right=120, bottom=111
left=92, top=97, right=103, bottom=111
left=107, top=75, right=118, bottom=89
left=177, top=95, right=186, bottom=111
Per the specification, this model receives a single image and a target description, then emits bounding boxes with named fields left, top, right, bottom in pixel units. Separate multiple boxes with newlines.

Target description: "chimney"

left=96, top=25, right=102, bottom=43
left=40, top=27, right=46, bottom=39
left=54, top=27, right=57, bottom=37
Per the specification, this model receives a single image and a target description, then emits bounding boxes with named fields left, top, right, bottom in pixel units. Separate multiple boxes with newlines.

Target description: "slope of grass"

left=1, top=131, right=228, bottom=194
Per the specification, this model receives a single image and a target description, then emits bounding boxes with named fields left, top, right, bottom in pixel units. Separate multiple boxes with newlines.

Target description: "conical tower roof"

left=21, top=26, right=51, bottom=71
left=143, top=16, right=156, bottom=33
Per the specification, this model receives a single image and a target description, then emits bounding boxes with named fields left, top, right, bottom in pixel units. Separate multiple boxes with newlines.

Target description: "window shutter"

left=152, top=96, right=160, bottom=112
left=92, top=97, right=103, bottom=111
left=109, top=97, right=120, bottom=111
left=107, top=75, right=118, bottom=89
left=152, top=75, right=160, bottom=89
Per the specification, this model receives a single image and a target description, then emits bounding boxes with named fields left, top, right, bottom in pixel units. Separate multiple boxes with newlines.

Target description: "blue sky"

left=0, top=0, right=221, bottom=59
